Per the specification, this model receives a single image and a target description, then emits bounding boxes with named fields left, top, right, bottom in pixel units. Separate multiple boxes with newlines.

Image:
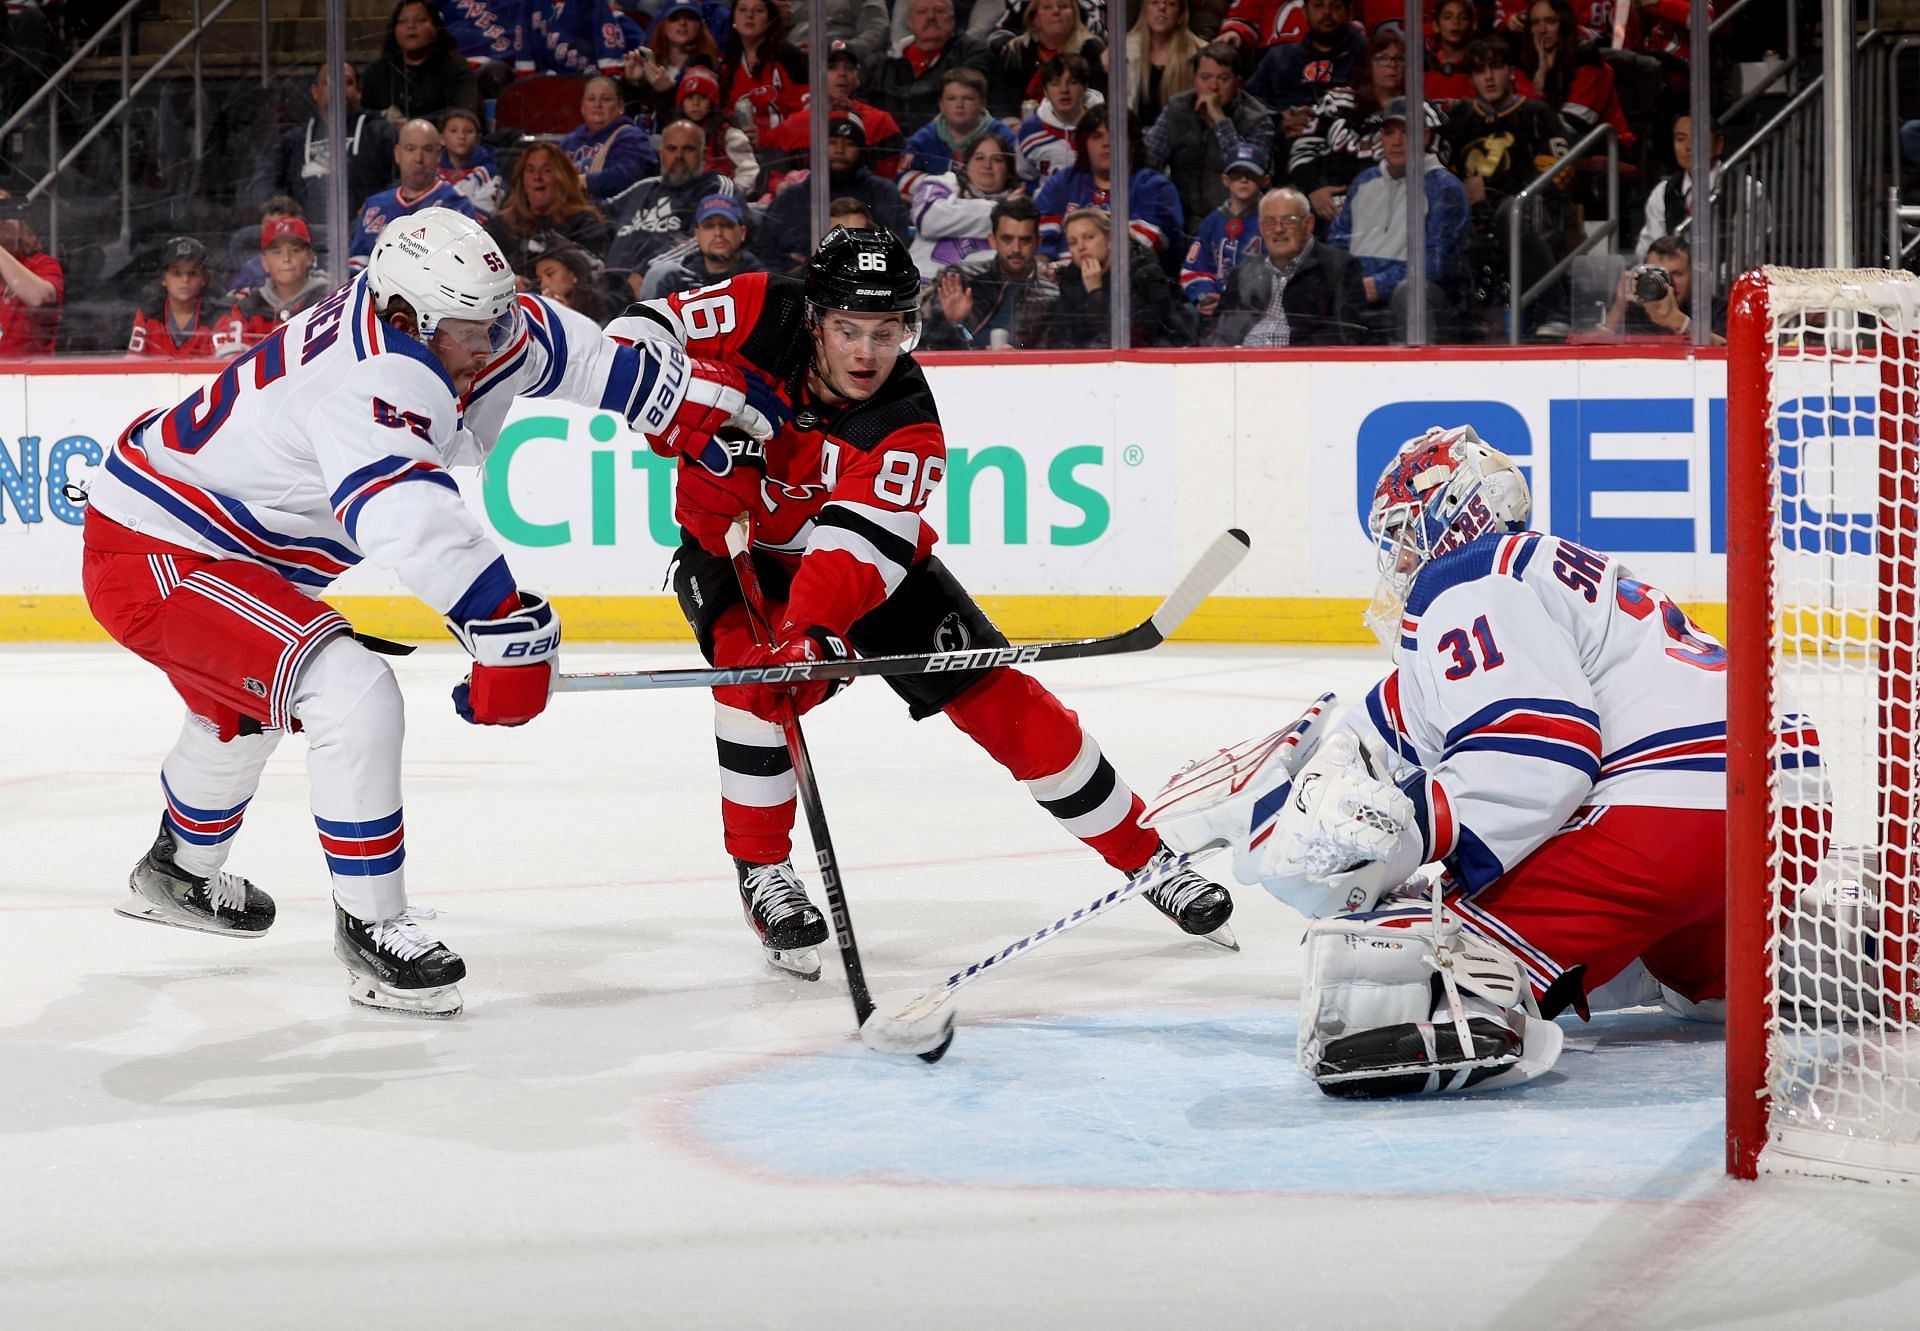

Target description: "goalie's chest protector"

left=1396, top=530, right=1732, bottom=812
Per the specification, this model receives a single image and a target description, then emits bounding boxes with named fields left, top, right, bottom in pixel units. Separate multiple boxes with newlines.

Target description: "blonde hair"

left=1125, top=0, right=1201, bottom=113
left=1009, top=0, right=1094, bottom=61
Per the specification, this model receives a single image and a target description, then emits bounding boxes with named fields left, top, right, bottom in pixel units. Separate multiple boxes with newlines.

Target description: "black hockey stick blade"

left=554, top=528, right=1252, bottom=695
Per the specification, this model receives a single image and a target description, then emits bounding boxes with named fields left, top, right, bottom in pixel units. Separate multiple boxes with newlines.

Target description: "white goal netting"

left=1753, top=266, right=1920, bottom=1182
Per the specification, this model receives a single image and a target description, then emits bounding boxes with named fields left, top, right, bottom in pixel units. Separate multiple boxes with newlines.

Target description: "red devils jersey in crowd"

left=128, top=296, right=227, bottom=358
left=1220, top=0, right=1400, bottom=48
left=637, top=271, right=943, bottom=638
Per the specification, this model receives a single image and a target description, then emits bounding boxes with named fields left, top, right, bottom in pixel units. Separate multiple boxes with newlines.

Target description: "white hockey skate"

left=334, top=905, right=465, bottom=1018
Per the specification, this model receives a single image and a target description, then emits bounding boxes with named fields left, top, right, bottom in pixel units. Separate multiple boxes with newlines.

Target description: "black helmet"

left=805, top=227, right=922, bottom=348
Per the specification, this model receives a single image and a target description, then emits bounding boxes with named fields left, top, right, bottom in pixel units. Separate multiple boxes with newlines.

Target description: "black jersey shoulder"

left=736, top=273, right=814, bottom=385
left=813, top=355, right=942, bottom=454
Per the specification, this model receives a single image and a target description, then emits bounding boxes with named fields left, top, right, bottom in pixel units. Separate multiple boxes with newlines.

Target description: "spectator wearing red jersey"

left=217, top=217, right=330, bottom=353
left=762, top=42, right=905, bottom=182
left=129, top=237, right=225, bottom=359
left=1425, top=0, right=1481, bottom=105
left=674, top=64, right=760, bottom=192
left=0, top=191, right=63, bottom=358
left=722, top=0, right=808, bottom=142
left=1521, top=0, right=1632, bottom=150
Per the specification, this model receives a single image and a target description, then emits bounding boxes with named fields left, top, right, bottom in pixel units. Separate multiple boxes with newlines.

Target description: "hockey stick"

left=726, top=520, right=955, bottom=1064
left=859, top=848, right=1221, bottom=1055
left=860, top=694, right=1338, bottom=1056
left=553, top=528, right=1251, bottom=694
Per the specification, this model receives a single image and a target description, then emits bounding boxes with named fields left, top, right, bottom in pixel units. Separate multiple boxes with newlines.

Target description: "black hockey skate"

left=737, top=859, right=829, bottom=981
left=334, top=904, right=466, bottom=1018
left=116, top=818, right=275, bottom=936
left=1139, top=844, right=1238, bottom=951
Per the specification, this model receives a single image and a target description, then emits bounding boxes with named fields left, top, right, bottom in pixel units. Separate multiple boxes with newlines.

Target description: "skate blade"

left=765, top=946, right=822, bottom=981
left=114, top=897, right=268, bottom=937
left=1196, top=923, right=1240, bottom=952
left=344, top=970, right=464, bottom=1018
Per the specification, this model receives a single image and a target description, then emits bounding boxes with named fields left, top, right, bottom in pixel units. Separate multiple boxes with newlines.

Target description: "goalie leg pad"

left=1298, top=907, right=1563, bottom=1097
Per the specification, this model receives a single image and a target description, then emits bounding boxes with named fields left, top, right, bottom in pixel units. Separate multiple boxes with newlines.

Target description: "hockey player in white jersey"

left=1148, top=425, right=1825, bottom=1096
left=81, top=207, right=771, bottom=1016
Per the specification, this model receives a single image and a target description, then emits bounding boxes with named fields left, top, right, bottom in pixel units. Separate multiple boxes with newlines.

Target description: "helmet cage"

left=1362, top=427, right=1528, bottom=649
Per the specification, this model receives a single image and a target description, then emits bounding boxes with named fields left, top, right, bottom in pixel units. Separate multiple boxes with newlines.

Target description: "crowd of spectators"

left=0, top=0, right=1865, bottom=357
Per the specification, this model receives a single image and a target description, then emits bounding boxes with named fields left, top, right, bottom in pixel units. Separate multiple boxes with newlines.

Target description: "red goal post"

left=1726, top=265, right=1920, bottom=1183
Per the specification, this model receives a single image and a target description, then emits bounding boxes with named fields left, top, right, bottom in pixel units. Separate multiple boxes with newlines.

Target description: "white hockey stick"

left=859, top=696, right=1338, bottom=1057
left=858, top=849, right=1220, bottom=1055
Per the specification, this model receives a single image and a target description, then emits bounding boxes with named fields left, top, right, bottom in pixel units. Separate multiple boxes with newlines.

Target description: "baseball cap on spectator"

left=677, top=65, right=722, bottom=106
left=826, top=40, right=860, bottom=68
left=1223, top=144, right=1268, bottom=179
left=657, top=0, right=704, bottom=22
left=828, top=109, right=867, bottom=146
left=0, top=189, right=24, bottom=221
left=261, top=216, right=313, bottom=249
left=1380, top=97, right=1410, bottom=125
left=695, top=194, right=745, bottom=226
left=161, top=235, right=208, bottom=269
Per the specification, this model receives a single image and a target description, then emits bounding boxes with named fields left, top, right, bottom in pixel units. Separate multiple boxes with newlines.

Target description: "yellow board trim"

left=0, top=594, right=1732, bottom=646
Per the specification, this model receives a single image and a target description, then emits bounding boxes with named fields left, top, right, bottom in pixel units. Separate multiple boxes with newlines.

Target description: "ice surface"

left=3, top=643, right=1918, bottom=1329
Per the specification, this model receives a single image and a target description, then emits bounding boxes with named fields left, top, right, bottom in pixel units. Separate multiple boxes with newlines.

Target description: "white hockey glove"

left=1249, top=730, right=1426, bottom=918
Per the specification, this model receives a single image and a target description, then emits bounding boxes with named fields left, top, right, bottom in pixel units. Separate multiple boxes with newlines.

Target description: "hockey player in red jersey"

left=608, top=227, right=1235, bottom=975
left=81, top=208, right=770, bottom=1016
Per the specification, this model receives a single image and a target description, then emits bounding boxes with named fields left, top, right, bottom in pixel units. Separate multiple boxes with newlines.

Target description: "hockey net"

left=1727, top=265, right=1920, bottom=1182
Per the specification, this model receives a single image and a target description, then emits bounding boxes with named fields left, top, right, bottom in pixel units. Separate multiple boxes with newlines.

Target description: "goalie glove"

left=1261, top=730, right=1424, bottom=917
left=1141, top=692, right=1336, bottom=863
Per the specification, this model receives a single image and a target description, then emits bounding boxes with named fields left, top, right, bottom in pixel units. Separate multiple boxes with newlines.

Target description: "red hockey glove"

left=735, top=625, right=854, bottom=723
left=448, top=592, right=561, bottom=726
left=632, top=344, right=770, bottom=468
left=675, top=433, right=766, bottom=557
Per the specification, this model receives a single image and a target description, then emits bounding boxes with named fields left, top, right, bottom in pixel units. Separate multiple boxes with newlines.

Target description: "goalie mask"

left=365, top=206, right=522, bottom=353
left=1363, top=425, right=1531, bottom=650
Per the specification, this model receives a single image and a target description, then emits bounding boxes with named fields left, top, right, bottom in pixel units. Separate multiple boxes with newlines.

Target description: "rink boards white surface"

left=4, top=643, right=1917, bottom=1330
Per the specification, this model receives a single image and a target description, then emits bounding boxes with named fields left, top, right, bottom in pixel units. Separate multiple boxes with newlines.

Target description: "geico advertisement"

left=1305, top=357, right=1737, bottom=602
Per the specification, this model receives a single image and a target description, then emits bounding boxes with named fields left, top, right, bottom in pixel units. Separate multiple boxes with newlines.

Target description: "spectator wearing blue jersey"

left=1032, top=103, right=1184, bottom=267
left=1180, top=141, right=1267, bottom=317
left=561, top=75, right=659, bottom=205
left=1327, top=99, right=1470, bottom=341
left=526, top=0, right=644, bottom=75
left=1015, top=53, right=1100, bottom=188
left=898, top=67, right=1018, bottom=197
left=348, top=119, right=480, bottom=268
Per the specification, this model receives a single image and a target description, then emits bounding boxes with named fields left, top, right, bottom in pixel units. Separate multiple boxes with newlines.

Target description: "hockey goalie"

left=1148, top=425, right=1827, bottom=1097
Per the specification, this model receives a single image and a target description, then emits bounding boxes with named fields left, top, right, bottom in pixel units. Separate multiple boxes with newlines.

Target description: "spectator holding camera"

left=621, top=3, right=725, bottom=122
left=1603, top=234, right=1724, bottom=342
left=921, top=197, right=1060, bottom=349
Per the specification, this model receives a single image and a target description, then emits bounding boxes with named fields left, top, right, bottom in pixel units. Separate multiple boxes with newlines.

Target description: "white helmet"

left=365, top=206, right=520, bottom=348
left=1363, top=425, right=1531, bottom=649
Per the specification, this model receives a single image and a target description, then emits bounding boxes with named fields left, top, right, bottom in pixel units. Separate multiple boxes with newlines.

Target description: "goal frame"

left=1725, top=265, right=1920, bottom=1182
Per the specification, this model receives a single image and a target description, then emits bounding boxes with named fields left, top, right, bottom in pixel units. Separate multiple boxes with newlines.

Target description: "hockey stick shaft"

left=554, top=528, right=1251, bottom=695
left=726, top=522, right=877, bottom=1028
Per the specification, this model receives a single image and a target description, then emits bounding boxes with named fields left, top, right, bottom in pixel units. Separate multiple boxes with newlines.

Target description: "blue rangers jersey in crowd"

left=439, top=0, right=641, bottom=75
left=1339, top=530, right=1822, bottom=896
left=85, top=275, right=686, bottom=627
left=1178, top=205, right=1262, bottom=303
left=349, top=181, right=480, bottom=267
left=1032, top=167, right=1185, bottom=260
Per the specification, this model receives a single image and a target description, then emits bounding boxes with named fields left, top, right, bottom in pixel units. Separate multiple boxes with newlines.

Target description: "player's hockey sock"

left=943, top=669, right=1160, bottom=873
left=156, top=715, right=277, bottom=879
left=292, top=636, right=409, bottom=920
left=714, top=700, right=797, bottom=865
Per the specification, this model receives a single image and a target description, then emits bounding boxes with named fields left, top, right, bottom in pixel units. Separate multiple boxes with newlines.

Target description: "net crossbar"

left=1728, top=265, right=1920, bottom=1183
